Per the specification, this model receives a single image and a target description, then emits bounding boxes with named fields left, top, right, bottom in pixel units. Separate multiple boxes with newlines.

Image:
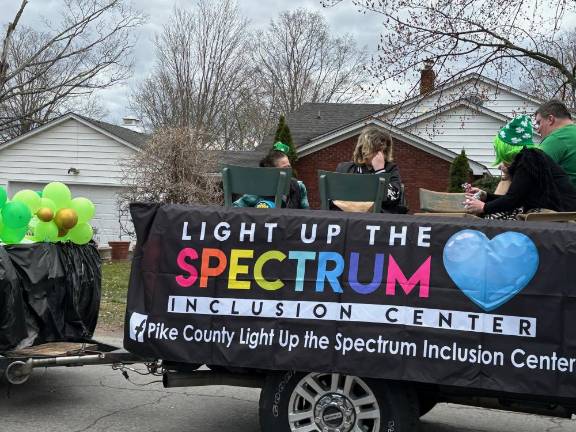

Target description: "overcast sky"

left=1, top=0, right=388, bottom=125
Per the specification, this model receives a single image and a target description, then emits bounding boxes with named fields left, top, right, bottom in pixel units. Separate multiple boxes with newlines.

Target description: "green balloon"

left=2, top=201, right=31, bottom=229
left=29, top=216, right=39, bottom=229
left=0, top=187, right=6, bottom=207
left=42, top=182, right=71, bottom=209
left=57, top=233, right=69, bottom=243
left=34, top=221, right=59, bottom=242
left=70, top=197, right=95, bottom=224
left=39, top=197, right=56, bottom=213
left=1, top=226, right=27, bottom=244
left=13, top=189, right=42, bottom=214
left=36, top=190, right=43, bottom=197
left=0, top=213, right=3, bottom=232
left=68, top=223, right=93, bottom=245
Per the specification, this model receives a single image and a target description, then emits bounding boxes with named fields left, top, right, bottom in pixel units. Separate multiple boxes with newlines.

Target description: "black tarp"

left=125, top=204, right=576, bottom=400
left=0, top=243, right=101, bottom=351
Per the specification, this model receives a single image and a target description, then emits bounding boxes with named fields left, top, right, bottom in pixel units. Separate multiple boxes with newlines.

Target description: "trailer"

left=4, top=205, right=575, bottom=432
left=0, top=242, right=147, bottom=387
left=0, top=340, right=143, bottom=385
left=122, top=203, right=576, bottom=432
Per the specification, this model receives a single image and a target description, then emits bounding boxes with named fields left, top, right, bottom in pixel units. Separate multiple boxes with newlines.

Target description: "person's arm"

left=233, top=194, right=259, bottom=208
left=377, top=163, right=401, bottom=202
left=297, top=181, right=310, bottom=209
left=541, top=136, right=565, bottom=164
left=483, top=167, right=532, bottom=214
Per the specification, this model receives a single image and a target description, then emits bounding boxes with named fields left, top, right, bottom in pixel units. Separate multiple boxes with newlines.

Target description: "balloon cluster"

left=0, top=182, right=95, bottom=245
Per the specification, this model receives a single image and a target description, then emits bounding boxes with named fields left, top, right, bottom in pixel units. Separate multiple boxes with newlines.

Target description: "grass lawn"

left=98, top=260, right=131, bottom=332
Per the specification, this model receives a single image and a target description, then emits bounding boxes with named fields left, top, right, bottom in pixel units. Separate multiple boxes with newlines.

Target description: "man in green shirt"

left=535, top=100, right=576, bottom=187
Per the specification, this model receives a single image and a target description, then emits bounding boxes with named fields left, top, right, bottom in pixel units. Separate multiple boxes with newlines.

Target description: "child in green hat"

left=464, top=115, right=576, bottom=219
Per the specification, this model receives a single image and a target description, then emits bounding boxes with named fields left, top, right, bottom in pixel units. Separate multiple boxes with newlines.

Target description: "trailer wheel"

left=259, top=371, right=419, bottom=432
left=418, top=396, right=437, bottom=417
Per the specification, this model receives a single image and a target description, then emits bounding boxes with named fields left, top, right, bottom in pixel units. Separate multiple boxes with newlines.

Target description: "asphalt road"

left=0, top=358, right=574, bottom=432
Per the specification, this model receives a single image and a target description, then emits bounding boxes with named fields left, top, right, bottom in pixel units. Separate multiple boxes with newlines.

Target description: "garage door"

left=8, top=181, right=132, bottom=247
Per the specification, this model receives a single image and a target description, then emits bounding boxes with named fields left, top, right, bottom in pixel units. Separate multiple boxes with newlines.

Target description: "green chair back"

left=318, top=170, right=391, bottom=213
left=222, top=165, right=292, bottom=208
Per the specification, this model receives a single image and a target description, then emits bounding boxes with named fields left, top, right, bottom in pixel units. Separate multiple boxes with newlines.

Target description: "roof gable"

left=0, top=113, right=148, bottom=153
left=398, top=98, right=510, bottom=128
left=374, top=73, right=543, bottom=121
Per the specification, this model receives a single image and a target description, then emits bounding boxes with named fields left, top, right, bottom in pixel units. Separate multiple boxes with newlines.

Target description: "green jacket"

left=540, top=123, right=576, bottom=188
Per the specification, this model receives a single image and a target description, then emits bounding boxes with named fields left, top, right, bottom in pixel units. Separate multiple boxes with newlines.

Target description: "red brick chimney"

left=420, top=59, right=435, bottom=95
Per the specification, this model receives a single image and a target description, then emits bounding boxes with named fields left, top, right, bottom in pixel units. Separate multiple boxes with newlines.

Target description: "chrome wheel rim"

left=287, top=373, right=380, bottom=432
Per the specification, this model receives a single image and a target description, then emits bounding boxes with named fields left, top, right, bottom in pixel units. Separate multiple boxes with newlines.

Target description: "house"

left=229, top=68, right=544, bottom=212
left=0, top=113, right=146, bottom=246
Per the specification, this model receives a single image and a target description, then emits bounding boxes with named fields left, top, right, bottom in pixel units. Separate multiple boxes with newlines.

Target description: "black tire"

left=417, top=396, right=438, bottom=417
left=259, top=371, right=420, bottom=432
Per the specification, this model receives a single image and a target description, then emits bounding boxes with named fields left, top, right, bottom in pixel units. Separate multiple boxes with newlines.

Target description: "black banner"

left=124, top=204, right=576, bottom=398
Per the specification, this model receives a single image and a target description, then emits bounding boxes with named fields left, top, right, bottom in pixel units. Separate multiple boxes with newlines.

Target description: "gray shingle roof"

left=223, top=102, right=390, bottom=167
left=277, top=102, right=390, bottom=149
left=221, top=149, right=268, bottom=166
left=76, top=114, right=149, bottom=148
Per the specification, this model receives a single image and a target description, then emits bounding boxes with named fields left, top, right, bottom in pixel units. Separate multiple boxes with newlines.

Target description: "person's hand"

left=464, top=194, right=485, bottom=214
left=500, top=164, right=510, bottom=180
left=370, top=151, right=385, bottom=171
left=462, top=183, right=486, bottom=201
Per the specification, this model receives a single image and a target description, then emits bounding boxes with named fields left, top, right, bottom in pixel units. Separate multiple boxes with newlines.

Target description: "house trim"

left=0, top=113, right=143, bottom=153
left=372, top=73, right=544, bottom=118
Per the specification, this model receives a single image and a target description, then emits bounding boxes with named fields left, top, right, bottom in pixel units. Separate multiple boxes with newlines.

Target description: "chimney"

left=420, top=59, right=435, bottom=95
left=122, top=116, right=143, bottom=133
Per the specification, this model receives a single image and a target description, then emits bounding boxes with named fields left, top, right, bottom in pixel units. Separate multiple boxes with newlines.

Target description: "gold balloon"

left=54, top=208, right=78, bottom=230
left=36, top=207, right=54, bottom=222
left=58, top=227, right=69, bottom=238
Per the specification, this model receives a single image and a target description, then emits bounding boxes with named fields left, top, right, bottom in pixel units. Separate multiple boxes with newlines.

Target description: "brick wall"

left=294, top=134, right=452, bottom=212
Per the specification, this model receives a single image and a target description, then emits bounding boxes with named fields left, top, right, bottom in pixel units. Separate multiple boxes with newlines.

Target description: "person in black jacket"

left=335, top=126, right=406, bottom=213
left=232, top=142, right=309, bottom=209
left=464, top=115, right=576, bottom=218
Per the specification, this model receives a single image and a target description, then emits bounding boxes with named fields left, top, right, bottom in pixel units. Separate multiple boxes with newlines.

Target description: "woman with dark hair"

left=464, top=115, right=576, bottom=219
left=233, top=142, right=309, bottom=209
left=335, top=126, right=406, bottom=213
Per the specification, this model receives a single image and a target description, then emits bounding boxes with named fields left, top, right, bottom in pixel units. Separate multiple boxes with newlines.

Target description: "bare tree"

left=118, top=127, right=222, bottom=238
left=253, top=9, right=370, bottom=116
left=522, top=29, right=576, bottom=109
left=0, top=0, right=144, bottom=140
left=131, top=1, right=256, bottom=150
left=323, top=0, right=576, bottom=105
left=118, top=126, right=222, bottom=237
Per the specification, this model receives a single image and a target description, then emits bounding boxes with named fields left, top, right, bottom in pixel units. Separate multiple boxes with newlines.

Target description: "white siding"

left=0, top=118, right=138, bottom=246
left=0, top=118, right=135, bottom=188
left=405, top=106, right=505, bottom=174
left=380, top=80, right=540, bottom=125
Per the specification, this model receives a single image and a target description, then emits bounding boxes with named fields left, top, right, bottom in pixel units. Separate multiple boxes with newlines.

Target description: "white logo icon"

left=129, top=312, right=148, bottom=342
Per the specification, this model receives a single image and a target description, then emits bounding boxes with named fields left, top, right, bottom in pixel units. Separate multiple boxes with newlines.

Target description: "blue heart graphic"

left=443, top=230, right=539, bottom=312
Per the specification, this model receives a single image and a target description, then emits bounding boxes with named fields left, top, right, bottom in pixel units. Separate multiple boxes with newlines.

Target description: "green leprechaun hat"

left=492, top=115, right=537, bottom=166
left=273, top=141, right=291, bottom=154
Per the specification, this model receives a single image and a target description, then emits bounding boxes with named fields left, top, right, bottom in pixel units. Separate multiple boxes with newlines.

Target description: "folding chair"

left=317, top=170, right=391, bottom=213
left=418, top=188, right=467, bottom=213
left=518, top=211, right=576, bottom=222
left=222, top=165, right=292, bottom=208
